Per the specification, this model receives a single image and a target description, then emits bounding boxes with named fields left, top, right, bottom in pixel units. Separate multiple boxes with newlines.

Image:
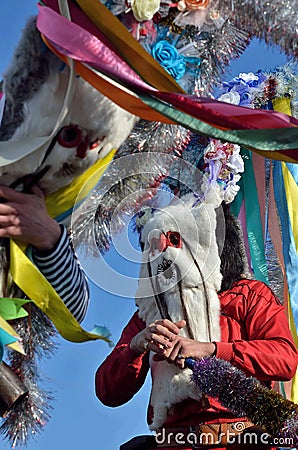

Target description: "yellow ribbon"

left=273, top=96, right=298, bottom=402
left=272, top=97, right=292, bottom=116
left=9, top=151, right=116, bottom=343
left=0, top=316, right=24, bottom=354
left=281, top=163, right=298, bottom=254
left=10, top=240, right=110, bottom=343
left=281, top=165, right=298, bottom=402
left=45, top=148, right=116, bottom=219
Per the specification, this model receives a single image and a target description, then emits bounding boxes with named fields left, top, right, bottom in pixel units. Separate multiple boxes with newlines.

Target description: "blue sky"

left=0, top=2, right=290, bottom=450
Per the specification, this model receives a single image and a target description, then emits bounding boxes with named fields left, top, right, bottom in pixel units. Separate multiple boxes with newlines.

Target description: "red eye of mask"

left=166, top=231, right=182, bottom=248
left=57, top=125, right=83, bottom=148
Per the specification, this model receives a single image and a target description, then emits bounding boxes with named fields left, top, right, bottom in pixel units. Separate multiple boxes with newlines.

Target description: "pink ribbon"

left=37, top=4, right=298, bottom=133
left=37, top=5, right=152, bottom=92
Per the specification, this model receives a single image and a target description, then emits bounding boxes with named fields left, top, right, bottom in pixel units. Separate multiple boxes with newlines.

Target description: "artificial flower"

left=201, top=140, right=244, bottom=203
left=224, top=180, right=240, bottom=203
left=131, top=0, right=160, bottom=21
left=151, top=40, right=186, bottom=80
left=238, top=72, right=259, bottom=85
left=226, top=145, right=244, bottom=173
left=217, top=90, right=241, bottom=105
left=177, top=0, right=211, bottom=12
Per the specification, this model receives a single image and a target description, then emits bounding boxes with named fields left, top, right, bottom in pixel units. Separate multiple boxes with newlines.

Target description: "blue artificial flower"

left=151, top=40, right=186, bottom=80
left=221, top=71, right=269, bottom=106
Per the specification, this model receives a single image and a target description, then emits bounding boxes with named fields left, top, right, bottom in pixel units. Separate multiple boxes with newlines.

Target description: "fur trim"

left=0, top=17, right=138, bottom=194
left=136, top=195, right=222, bottom=430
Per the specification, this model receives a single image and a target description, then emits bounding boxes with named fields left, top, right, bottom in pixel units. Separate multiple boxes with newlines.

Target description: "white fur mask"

left=0, top=17, right=138, bottom=196
left=136, top=193, right=223, bottom=430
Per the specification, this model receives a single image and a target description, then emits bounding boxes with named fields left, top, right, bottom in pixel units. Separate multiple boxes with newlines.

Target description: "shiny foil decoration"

left=219, top=0, right=298, bottom=58
left=0, top=304, right=57, bottom=448
left=72, top=121, right=191, bottom=255
left=194, top=20, right=250, bottom=95
left=187, top=357, right=298, bottom=445
left=263, top=159, right=285, bottom=303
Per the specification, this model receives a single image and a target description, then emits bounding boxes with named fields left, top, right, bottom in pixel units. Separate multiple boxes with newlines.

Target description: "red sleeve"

left=216, top=281, right=298, bottom=381
left=95, top=311, right=150, bottom=406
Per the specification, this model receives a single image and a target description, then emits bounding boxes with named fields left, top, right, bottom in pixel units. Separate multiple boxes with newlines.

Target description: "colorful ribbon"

left=273, top=162, right=298, bottom=402
left=281, top=163, right=298, bottom=255
left=37, top=3, right=298, bottom=163
left=58, top=0, right=184, bottom=93
left=0, top=298, right=30, bottom=321
left=10, top=239, right=111, bottom=344
left=280, top=162, right=298, bottom=403
left=8, top=150, right=116, bottom=344
left=0, top=298, right=29, bottom=359
left=230, top=150, right=268, bottom=283
left=271, top=98, right=298, bottom=403
left=0, top=316, right=24, bottom=360
left=45, top=148, right=116, bottom=221
left=0, top=326, right=17, bottom=361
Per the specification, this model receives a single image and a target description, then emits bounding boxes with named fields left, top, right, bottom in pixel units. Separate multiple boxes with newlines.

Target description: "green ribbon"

left=238, top=149, right=268, bottom=283
left=0, top=298, right=30, bottom=321
left=0, top=298, right=30, bottom=360
left=140, top=94, right=298, bottom=152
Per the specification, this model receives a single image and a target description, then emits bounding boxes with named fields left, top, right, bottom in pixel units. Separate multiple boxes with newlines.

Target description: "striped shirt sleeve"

left=32, top=226, right=90, bottom=323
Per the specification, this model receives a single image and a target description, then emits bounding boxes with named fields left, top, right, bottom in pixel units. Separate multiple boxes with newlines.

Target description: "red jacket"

left=95, top=279, right=297, bottom=448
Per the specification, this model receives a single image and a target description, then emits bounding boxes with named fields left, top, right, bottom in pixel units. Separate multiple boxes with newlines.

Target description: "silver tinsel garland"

left=187, top=357, right=298, bottom=446
left=0, top=304, right=57, bottom=448
left=194, top=20, right=250, bottom=95
left=219, top=0, right=298, bottom=58
left=263, top=159, right=285, bottom=304
left=72, top=121, right=191, bottom=255
left=102, top=0, right=296, bottom=95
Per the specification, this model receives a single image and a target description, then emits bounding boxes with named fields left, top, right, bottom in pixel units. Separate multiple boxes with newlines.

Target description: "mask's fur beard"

left=182, top=242, right=213, bottom=342
left=152, top=260, right=196, bottom=340
left=137, top=254, right=221, bottom=431
left=147, top=261, right=172, bottom=322
left=153, top=265, right=221, bottom=344
left=151, top=247, right=216, bottom=343
left=177, top=272, right=195, bottom=340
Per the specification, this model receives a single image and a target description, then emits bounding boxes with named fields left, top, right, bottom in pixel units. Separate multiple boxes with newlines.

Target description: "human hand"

left=130, top=319, right=186, bottom=355
left=153, top=336, right=216, bottom=369
left=0, top=185, right=61, bottom=251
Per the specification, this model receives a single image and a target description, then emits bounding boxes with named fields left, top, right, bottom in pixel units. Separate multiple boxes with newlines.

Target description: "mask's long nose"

left=150, top=232, right=167, bottom=255
left=149, top=231, right=182, bottom=255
